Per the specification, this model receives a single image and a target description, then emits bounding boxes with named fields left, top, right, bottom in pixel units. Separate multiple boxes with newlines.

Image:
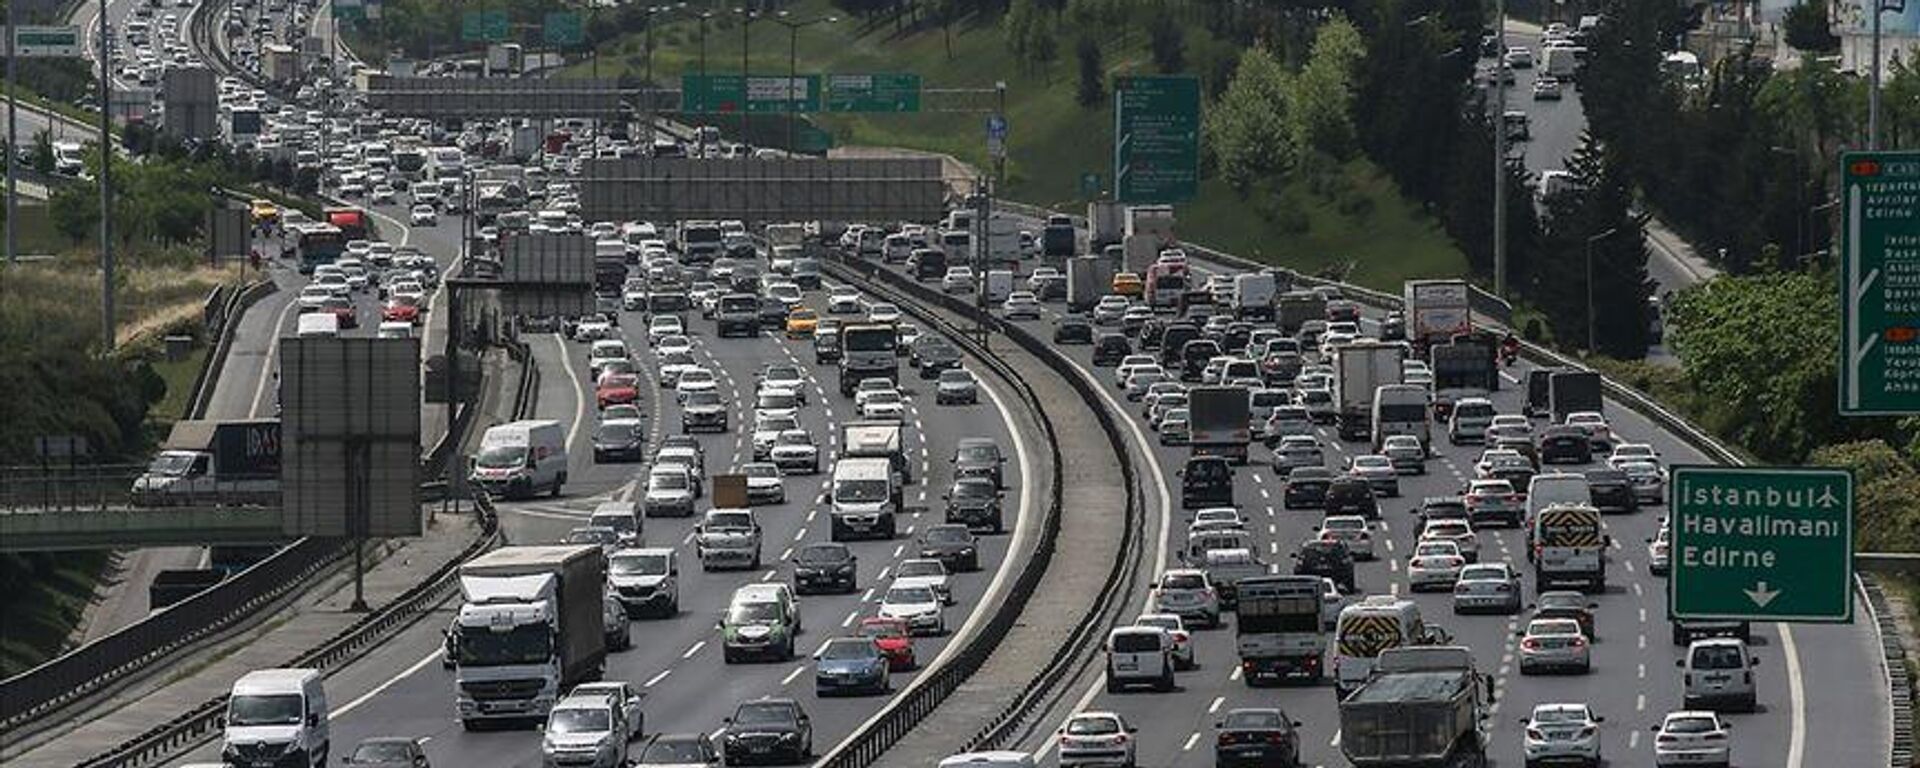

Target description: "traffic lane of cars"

left=981, top=297, right=1767, bottom=767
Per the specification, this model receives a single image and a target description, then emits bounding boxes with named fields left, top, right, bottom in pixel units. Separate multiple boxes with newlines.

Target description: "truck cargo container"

left=1402, top=279, right=1472, bottom=356
left=1189, top=386, right=1253, bottom=464
left=1338, top=646, right=1493, bottom=767
left=453, top=545, right=608, bottom=729
left=1334, top=343, right=1406, bottom=442
left=1548, top=371, right=1603, bottom=424
left=132, top=420, right=281, bottom=506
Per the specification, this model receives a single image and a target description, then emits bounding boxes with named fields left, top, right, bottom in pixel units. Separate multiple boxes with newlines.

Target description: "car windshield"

left=861, top=621, right=907, bottom=639
left=897, top=560, right=943, bottom=578
left=759, top=393, right=798, bottom=409
left=1666, top=716, right=1718, bottom=734
left=820, top=640, right=876, bottom=661
left=775, top=432, right=812, bottom=447
left=744, top=464, right=779, bottom=479
left=953, top=481, right=995, bottom=499
left=708, top=512, right=752, bottom=530
left=1459, top=565, right=1506, bottom=580
left=475, top=445, right=527, bottom=469
left=228, top=694, right=302, bottom=726
left=926, top=527, right=971, bottom=544
left=610, top=553, right=669, bottom=576
left=1324, top=518, right=1365, bottom=532
left=1067, top=717, right=1121, bottom=736
left=733, top=703, right=796, bottom=726
left=758, top=415, right=800, bottom=432
left=1692, top=645, right=1747, bottom=669
left=1224, top=710, right=1287, bottom=729
left=566, top=529, right=616, bottom=545
left=888, top=586, right=937, bottom=604
left=940, top=370, right=972, bottom=384
left=835, top=479, right=889, bottom=502
left=651, top=472, right=688, bottom=490
left=641, top=740, right=709, bottom=762
left=351, top=742, right=413, bottom=761
left=684, top=391, right=722, bottom=407
left=548, top=708, right=611, bottom=734
left=958, top=444, right=999, bottom=462
left=727, top=601, right=781, bottom=624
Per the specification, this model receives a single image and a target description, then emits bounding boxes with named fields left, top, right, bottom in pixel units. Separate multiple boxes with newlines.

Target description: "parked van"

left=1104, top=626, right=1176, bottom=692
left=296, top=313, right=340, bottom=338
left=469, top=420, right=567, bottom=499
left=1680, top=637, right=1758, bottom=712
left=222, top=668, right=329, bottom=768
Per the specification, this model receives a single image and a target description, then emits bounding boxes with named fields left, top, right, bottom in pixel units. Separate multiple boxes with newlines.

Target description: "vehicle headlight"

left=780, top=733, right=799, bottom=743
left=542, top=741, right=558, bottom=755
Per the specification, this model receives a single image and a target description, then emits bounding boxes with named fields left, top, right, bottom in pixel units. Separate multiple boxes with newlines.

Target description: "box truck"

left=1334, top=343, right=1406, bottom=442
left=452, top=545, right=607, bottom=729
left=132, top=420, right=281, bottom=507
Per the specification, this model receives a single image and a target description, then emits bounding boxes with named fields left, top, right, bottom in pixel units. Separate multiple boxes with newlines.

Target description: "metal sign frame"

left=1839, top=150, right=1920, bottom=415
left=1667, top=465, right=1854, bottom=623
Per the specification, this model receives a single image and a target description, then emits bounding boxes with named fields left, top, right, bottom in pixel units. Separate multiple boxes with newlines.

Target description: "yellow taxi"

left=786, top=307, right=821, bottom=339
left=1112, top=271, right=1144, bottom=297
left=249, top=199, right=280, bottom=225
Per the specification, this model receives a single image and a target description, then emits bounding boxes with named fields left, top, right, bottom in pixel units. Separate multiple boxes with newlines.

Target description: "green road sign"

left=1667, top=466, right=1854, bottom=622
left=462, top=11, right=510, bottom=43
left=1080, top=171, right=1101, bottom=198
left=1113, top=75, right=1200, bottom=204
left=11, top=25, right=82, bottom=58
left=331, top=0, right=365, bottom=22
left=1840, top=151, right=1920, bottom=415
left=681, top=75, right=821, bottom=114
left=544, top=12, right=583, bottom=47
left=825, top=73, right=921, bottom=113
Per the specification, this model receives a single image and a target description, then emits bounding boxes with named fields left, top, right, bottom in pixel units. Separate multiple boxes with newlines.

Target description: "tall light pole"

left=643, top=4, right=690, bottom=152
left=1492, top=0, right=1509, bottom=298
left=696, top=10, right=713, bottom=155
left=6, top=0, right=19, bottom=266
left=765, top=13, right=835, bottom=154
left=1869, top=0, right=1883, bottom=149
left=1585, top=227, right=1619, bottom=353
left=736, top=8, right=756, bottom=146
left=97, top=0, right=117, bottom=350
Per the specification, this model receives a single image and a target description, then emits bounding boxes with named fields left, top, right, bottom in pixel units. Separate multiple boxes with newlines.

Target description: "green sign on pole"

left=1080, top=171, right=1101, bottom=198
left=543, top=12, right=583, bottom=47
left=1668, top=466, right=1854, bottom=623
left=331, top=0, right=365, bottom=22
left=681, top=75, right=821, bottom=114
left=462, top=10, right=510, bottom=43
left=1840, top=151, right=1920, bottom=415
left=824, top=73, right=921, bottom=113
left=1113, top=75, right=1200, bottom=204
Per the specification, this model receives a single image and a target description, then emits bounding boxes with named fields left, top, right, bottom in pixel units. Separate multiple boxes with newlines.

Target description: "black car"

left=1138, top=319, right=1166, bottom=350
left=953, top=437, right=1007, bottom=489
left=1091, top=333, right=1132, bottom=366
left=1293, top=539, right=1355, bottom=593
left=1531, top=590, right=1599, bottom=640
left=1054, top=318, right=1095, bottom=345
left=943, top=477, right=1004, bottom=533
left=1220, top=322, right=1255, bottom=354
left=757, top=297, right=790, bottom=327
left=1158, top=323, right=1202, bottom=367
left=592, top=420, right=646, bottom=462
left=918, top=523, right=981, bottom=571
left=1181, top=456, right=1234, bottom=510
left=1282, top=467, right=1336, bottom=510
left=1179, top=338, right=1222, bottom=382
left=791, top=542, right=858, bottom=595
left=1324, top=477, right=1379, bottom=518
left=1412, top=496, right=1470, bottom=536
left=722, top=699, right=812, bottom=765
left=1584, top=468, right=1638, bottom=514
left=1538, top=425, right=1593, bottom=464
left=914, top=339, right=962, bottom=378
left=1213, top=708, right=1303, bottom=768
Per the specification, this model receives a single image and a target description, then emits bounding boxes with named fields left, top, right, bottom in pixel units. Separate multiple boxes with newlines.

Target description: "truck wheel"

left=551, top=473, right=566, bottom=498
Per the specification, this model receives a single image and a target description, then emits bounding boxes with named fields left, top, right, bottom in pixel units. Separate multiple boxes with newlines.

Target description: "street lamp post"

left=1585, top=227, right=1619, bottom=353
left=643, top=5, right=690, bottom=152
left=696, top=10, right=713, bottom=155
left=766, top=13, right=836, bottom=154
left=737, top=8, right=757, bottom=147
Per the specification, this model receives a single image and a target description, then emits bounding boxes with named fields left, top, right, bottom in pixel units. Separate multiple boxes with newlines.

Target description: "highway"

left=876, top=223, right=1887, bottom=767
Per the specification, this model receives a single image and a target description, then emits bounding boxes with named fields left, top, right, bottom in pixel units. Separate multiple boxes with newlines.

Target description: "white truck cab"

left=222, top=668, right=330, bottom=768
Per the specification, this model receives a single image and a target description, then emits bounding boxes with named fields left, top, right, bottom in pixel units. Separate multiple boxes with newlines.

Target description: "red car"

left=596, top=373, right=640, bottom=408
left=323, top=297, right=359, bottom=329
left=382, top=298, right=421, bottom=325
left=859, top=617, right=916, bottom=671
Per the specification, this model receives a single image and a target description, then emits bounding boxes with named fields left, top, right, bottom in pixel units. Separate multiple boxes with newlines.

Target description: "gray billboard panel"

left=576, top=158, right=946, bottom=224
left=362, top=75, right=623, bottom=118
left=502, top=233, right=595, bottom=285
left=209, top=208, right=251, bottom=259
left=280, top=337, right=423, bottom=538
left=499, top=287, right=596, bottom=318
left=162, top=66, right=219, bottom=141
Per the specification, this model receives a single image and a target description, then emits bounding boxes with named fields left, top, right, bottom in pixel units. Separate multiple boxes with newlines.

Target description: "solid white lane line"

left=334, top=650, right=440, bottom=717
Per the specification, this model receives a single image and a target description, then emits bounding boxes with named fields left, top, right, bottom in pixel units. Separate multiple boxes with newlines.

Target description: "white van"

left=222, top=668, right=329, bottom=768
left=829, top=457, right=898, bottom=540
left=1447, top=397, right=1496, bottom=444
left=1526, top=472, right=1592, bottom=520
left=984, top=269, right=1015, bottom=305
left=469, top=420, right=567, bottom=499
left=1372, top=383, right=1431, bottom=451
left=1680, top=638, right=1758, bottom=712
left=296, top=313, right=340, bottom=338
left=1331, top=595, right=1438, bottom=698
left=1104, top=626, right=1176, bottom=692
left=940, top=752, right=1037, bottom=768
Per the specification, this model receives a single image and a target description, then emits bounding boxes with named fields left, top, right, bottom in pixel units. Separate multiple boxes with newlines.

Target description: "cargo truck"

left=1402, top=279, right=1473, bottom=357
left=838, top=323, right=899, bottom=396
left=1232, top=273, right=1278, bottom=321
left=841, top=420, right=914, bottom=485
left=1122, top=205, right=1176, bottom=273
left=452, top=545, right=608, bottom=730
left=986, top=217, right=1025, bottom=271
left=1189, top=386, right=1253, bottom=464
left=1066, top=256, right=1117, bottom=313
left=1234, top=576, right=1327, bottom=685
left=1041, top=214, right=1076, bottom=266
left=132, top=420, right=281, bottom=506
left=1276, top=291, right=1328, bottom=335
left=1087, top=200, right=1124, bottom=251
left=1548, top=371, right=1603, bottom=424
left=1338, top=646, right=1494, bottom=768
left=1429, top=337, right=1499, bottom=422
left=1334, top=343, right=1407, bottom=442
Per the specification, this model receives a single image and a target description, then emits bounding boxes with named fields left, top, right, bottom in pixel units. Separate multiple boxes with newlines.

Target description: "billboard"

left=280, top=337, right=422, bottom=538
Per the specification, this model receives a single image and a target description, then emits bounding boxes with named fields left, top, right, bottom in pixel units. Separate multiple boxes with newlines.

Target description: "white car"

left=1380, top=434, right=1426, bottom=475
left=1123, top=367, right=1168, bottom=401
left=768, top=430, right=821, bottom=474
left=571, top=314, right=616, bottom=342
left=1565, top=411, right=1614, bottom=448
left=740, top=462, right=786, bottom=505
left=1092, top=295, right=1130, bottom=325
left=409, top=204, right=437, bottom=226
left=1521, top=703, right=1603, bottom=767
left=1113, top=355, right=1159, bottom=388
left=1057, top=712, right=1137, bottom=768
left=647, top=315, right=686, bottom=345
left=1418, top=519, right=1480, bottom=563
left=674, top=367, right=719, bottom=402
left=1272, top=436, right=1326, bottom=472
left=370, top=184, right=396, bottom=204
left=1608, top=442, right=1659, bottom=468
left=1652, top=711, right=1731, bottom=768
left=893, top=558, right=953, bottom=605
left=942, top=266, right=976, bottom=294
left=878, top=583, right=946, bottom=635
left=861, top=390, right=907, bottom=420
left=655, top=334, right=695, bottom=358
left=296, top=284, right=334, bottom=312
left=1003, top=291, right=1042, bottom=320
left=1133, top=613, right=1195, bottom=670
left=1149, top=568, right=1222, bottom=628
left=754, top=387, right=804, bottom=421
left=757, top=364, right=809, bottom=400
left=1406, top=540, right=1466, bottom=592
left=828, top=287, right=863, bottom=314
left=1318, top=515, right=1375, bottom=560
left=854, top=379, right=898, bottom=410
left=867, top=302, right=902, bottom=324
left=1346, top=454, right=1400, bottom=497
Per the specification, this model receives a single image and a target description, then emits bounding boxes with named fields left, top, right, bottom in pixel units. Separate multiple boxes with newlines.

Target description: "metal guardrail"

left=999, top=196, right=1918, bottom=768
left=77, top=495, right=501, bottom=768
left=814, top=253, right=1143, bottom=766
left=1860, top=575, right=1917, bottom=768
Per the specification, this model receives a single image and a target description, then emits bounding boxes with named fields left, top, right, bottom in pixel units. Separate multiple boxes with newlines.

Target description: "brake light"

left=1521, top=638, right=1539, bottom=650
left=1569, top=636, right=1587, bottom=648
left=1267, top=733, right=1289, bottom=745
left=1173, top=631, right=1189, bottom=642
left=1656, top=734, right=1678, bottom=744
left=1526, top=728, right=1545, bottom=740
left=1218, top=733, right=1235, bottom=746
left=1704, top=731, right=1728, bottom=741
left=1507, top=494, right=1522, bottom=502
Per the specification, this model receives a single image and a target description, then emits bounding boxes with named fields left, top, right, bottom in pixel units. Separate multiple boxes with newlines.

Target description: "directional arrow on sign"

left=1744, top=582, right=1781, bottom=608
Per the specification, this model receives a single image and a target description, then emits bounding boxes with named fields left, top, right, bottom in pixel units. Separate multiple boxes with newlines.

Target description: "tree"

left=1667, top=270, right=1843, bottom=462
left=1782, top=1, right=1840, bottom=53
left=1148, top=10, right=1186, bottom=74
left=1810, top=440, right=1920, bottom=552
left=1033, top=22, right=1061, bottom=82
left=1535, top=133, right=1655, bottom=358
left=30, top=130, right=54, bottom=175
left=1286, top=16, right=1365, bottom=160
left=1076, top=36, right=1105, bottom=107
left=1004, top=0, right=1041, bottom=69
left=1204, top=45, right=1292, bottom=191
